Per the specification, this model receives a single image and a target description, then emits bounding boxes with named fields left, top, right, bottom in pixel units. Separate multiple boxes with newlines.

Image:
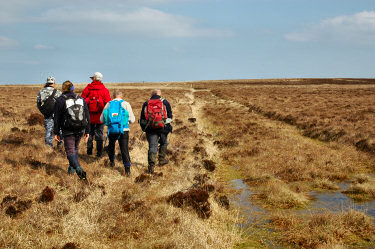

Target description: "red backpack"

left=86, top=89, right=104, bottom=113
left=145, top=98, right=167, bottom=129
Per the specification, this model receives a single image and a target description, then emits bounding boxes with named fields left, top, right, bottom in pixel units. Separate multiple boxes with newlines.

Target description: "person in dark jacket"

left=81, top=72, right=111, bottom=158
left=54, top=81, right=90, bottom=180
left=140, top=89, right=173, bottom=174
left=36, top=76, right=62, bottom=147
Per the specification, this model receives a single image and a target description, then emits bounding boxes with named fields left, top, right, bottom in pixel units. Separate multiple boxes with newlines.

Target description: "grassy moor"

left=1, top=78, right=375, bottom=248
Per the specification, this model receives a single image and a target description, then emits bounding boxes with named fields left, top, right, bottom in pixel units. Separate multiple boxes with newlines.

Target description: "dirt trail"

left=185, top=88, right=218, bottom=159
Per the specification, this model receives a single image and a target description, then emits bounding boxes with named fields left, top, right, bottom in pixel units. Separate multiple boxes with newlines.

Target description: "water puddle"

left=304, top=183, right=375, bottom=217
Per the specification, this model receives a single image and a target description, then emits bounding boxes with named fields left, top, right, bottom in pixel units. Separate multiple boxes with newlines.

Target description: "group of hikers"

left=36, top=72, right=173, bottom=180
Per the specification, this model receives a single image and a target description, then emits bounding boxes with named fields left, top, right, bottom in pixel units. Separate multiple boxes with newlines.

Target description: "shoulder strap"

left=51, top=89, right=57, bottom=98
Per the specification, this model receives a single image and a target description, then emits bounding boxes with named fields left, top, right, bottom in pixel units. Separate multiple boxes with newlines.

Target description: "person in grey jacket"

left=100, top=90, right=135, bottom=176
left=36, top=76, right=62, bottom=147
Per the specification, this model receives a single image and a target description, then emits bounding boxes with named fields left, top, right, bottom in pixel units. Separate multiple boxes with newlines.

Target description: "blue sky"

left=0, top=0, right=374, bottom=84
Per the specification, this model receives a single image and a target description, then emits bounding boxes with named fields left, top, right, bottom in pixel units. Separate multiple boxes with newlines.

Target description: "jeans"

left=44, top=117, right=54, bottom=147
left=146, top=132, right=168, bottom=154
left=107, top=132, right=131, bottom=167
left=64, top=134, right=81, bottom=156
left=87, top=123, right=104, bottom=149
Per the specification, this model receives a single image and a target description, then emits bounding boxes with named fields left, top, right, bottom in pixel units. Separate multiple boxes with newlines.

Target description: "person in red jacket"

left=81, top=72, right=111, bottom=157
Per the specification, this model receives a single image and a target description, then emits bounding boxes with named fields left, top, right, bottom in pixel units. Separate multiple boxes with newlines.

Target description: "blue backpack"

left=104, top=100, right=129, bottom=144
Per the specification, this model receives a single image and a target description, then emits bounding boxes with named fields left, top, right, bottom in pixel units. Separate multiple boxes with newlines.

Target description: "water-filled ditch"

left=230, top=179, right=375, bottom=222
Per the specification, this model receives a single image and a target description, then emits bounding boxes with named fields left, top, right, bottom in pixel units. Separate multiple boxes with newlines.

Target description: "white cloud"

left=37, top=7, right=232, bottom=38
left=285, top=11, right=375, bottom=44
left=0, top=36, right=19, bottom=48
left=34, top=44, right=55, bottom=50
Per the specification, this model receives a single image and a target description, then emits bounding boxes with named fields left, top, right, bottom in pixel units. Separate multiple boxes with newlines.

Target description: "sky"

left=0, top=0, right=374, bottom=84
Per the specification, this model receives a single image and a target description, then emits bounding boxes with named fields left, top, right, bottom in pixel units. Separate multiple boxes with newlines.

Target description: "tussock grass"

left=0, top=85, right=242, bottom=248
left=270, top=210, right=375, bottom=248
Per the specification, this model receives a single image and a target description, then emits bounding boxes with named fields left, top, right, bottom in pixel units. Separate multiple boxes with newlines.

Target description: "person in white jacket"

left=100, top=90, right=135, bottom=176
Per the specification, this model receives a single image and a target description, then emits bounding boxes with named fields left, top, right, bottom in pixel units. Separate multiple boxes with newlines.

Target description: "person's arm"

left=83, top=99, right=90, bottom=134
left=164, top=99, right=173, bottom=119
left=124, top=102, right=136, bottom=124
left=140, top=102, right=146, bottom=121
left=36, top=91, right=42, bottom=112
left=81, top=86, right=89, bottom=99
left=103, top=88, right=111, bottom=105
left=100, top=102, right=110, bottom=124
left=53, top=98, right=62, bottom=135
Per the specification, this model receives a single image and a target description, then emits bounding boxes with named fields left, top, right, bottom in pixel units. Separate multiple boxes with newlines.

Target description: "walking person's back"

left=54, top=81, right=90, bottom=180
left=100, top=90, right=136, bottom=176
left=140, top=89, right=173, bottom=174
left=81, top=72, right=111, bottom=158
left=36, top=76, right=62, bottom=147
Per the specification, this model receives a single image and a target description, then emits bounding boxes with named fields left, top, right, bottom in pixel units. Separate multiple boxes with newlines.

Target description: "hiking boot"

left=148, top=152, right=157, bottom=174
left=96, top=140, right=103, bottom=158
left=158, top=145, right=168, bottom=166
left=110, top=161, right=115, bottom=168
left=68, top=166, right=75, bottom=175
left=76, top=167, right=87, bottom=181
left=125, top=166, right=131, bottom=177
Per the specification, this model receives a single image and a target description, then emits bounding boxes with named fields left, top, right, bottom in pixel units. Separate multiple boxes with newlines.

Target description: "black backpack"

left=40, top=89, right=57, bottom=117
left=63, top=95, right=88, bottom=131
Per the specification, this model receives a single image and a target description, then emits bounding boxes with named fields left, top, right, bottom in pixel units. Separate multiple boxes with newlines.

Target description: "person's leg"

left=73, top=134, right=86, bottom=180
left=87, top=123, right=95, bottom=155
left=118, top=132, right=131, bottom=176
left=95, top=124, right=105, bottom=157
left=44, top=117, right=54, bottom=147
left=64, top=135, right=77, bottom=174
left=146, top=133, right=159, bottom=174
left=107, top=133, right=117, bottom=167
left=158, top=133, right=169, bottom=166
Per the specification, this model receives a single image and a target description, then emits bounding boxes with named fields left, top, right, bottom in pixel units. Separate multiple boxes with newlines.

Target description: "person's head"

left=44, top=76, right=56, bottom=88
left=90, top=72, right=103, bottom=82
left=62, top=80, right=74, bottom=93
left=151, top=89, right=162, bottom=97
left=113, top=90, right=123, bottom=99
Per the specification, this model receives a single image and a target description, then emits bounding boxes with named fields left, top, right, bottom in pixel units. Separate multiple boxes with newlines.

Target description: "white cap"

left=46, top=76, right=55, bottom=84
left=90, top=72, right=103, bottom=81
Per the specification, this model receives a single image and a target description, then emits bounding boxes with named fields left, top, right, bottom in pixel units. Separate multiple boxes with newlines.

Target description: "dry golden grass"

left=0, top=85, right=242, bottom=248
left=270, top=210, right=375, bottom=248
left=2, top=79, right=375, bottom=248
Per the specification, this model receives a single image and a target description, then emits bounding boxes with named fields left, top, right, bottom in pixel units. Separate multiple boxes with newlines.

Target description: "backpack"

left=40, top=89, right=57, bottom=117
left=86, top=89, right=104, bottom=113
left=63, top=95, right=88, bottom=131
left=104, top=100, right=129, bottom=134
left=145, top=98, right=167, bottom=129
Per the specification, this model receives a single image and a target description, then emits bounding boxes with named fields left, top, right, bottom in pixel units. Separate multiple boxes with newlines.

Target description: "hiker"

left=36, top=76, right=62, bottom=147
left=100, top=90, right=135, bottom=176
left=54, top=81, right=90, bottom=180
left=140, top=89, right=173, bottom=174
left=81, top=72, right=111, bottom=158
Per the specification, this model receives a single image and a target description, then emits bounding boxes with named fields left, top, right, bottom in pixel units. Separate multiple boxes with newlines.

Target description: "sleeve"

left=124, top=102, right=136, bottom=124
left=102, top=88, right=111, bottom=106
left=100, top=102, right=110, bottom=124
left=36, top=91, right=42, bottom=112
left=164, top=99, right=173, bottom=119
left=83, top=98, right=90, bottom=134
left=53, top=98, right=63, bottom=135
left=81, top=86, right=89, bottom=99
left=140, top=102, right=147, bottom=121
left=55, top=90, right=62, bottom=99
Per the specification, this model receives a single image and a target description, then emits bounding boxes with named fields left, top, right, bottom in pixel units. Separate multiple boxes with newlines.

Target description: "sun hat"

left=90, top=72, right=103, bottom=81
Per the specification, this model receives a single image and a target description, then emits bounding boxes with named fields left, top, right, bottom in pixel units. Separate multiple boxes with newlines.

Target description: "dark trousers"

left=146, top=132, right=168, bottom=154
left=64, top=135, right=81, bottom=156
left=87, top=123, right=104, bottom=148
left=107, top=132, right=131, bottom=167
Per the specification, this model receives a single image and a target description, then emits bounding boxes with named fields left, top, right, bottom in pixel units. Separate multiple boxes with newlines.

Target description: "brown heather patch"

left=202, top=159, right=216, bottom=172
left=167, top=188, right=212, bottom=219
left=27, top=113, right=44, bottom=126
left=39, top=186, right=55, bottom=203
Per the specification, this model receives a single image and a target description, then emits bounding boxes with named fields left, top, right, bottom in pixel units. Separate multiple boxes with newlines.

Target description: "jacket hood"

left=87, top=80, right=105, bottom=90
